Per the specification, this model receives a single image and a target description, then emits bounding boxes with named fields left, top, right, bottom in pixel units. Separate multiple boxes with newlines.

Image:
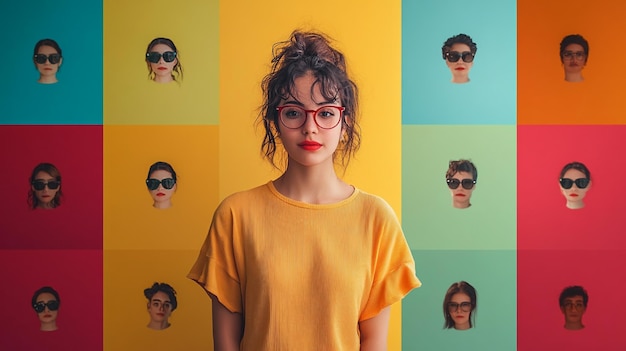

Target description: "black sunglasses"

left=447, top=178, right=476, bottom=190
left=34, top=53, right=62, bottom=64
left=32, top=180, right=60, bottom=190
left=146, top=51, right=177, bottom=63
left=146, top=178, right=176, bottom=190
left=33, top=300, right=59, bottom=313
left=559, top=178, right=589, bottom=189
left=445, top=51, right=474, bottom=63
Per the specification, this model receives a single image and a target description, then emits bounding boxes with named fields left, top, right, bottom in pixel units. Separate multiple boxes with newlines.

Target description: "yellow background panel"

left=104, top=125, right=218, bottom=250
left=103, top=0, right=219, bottom=125
left=218, top=1, right=404, bottom=348
left=104, top=249, right=212, bottom=351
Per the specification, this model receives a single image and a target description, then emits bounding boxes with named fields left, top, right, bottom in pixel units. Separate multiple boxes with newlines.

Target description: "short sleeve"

left=187, top=199, right=243, bottom=313
left=360, top=199, right=421, bottom=321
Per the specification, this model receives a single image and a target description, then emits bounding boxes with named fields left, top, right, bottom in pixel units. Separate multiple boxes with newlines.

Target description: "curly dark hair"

left=559, top=285, right=588, bottom=307
left=144, top=282, right=177, bottom=311
left=560, top=34, right=589, bottom=63
left=442, top=33, right=477, bottom=60
left=446, top=159, right=478, bottom=180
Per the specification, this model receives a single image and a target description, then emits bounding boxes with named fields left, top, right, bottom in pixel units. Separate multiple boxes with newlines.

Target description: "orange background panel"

left=518, top=0, right=626, bottom=124
left=104, top=125, right=219, bottom=250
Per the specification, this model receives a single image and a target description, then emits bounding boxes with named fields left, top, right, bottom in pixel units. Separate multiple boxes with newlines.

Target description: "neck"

left=564, top=72, right=583, bottom=82
left=453, top=200, right=471, bottom=209
left=451, top=72, right=469, bottom=84
left=564, top=321, right=584, bottom=330
left=273, top=161, right=351, bottom=204
left=147, top=320, right=170, bottom=330
left=566, top=200, right=584, bottom=210
left=153, top=75, right=173, bottom=83
left=454, top=322, right=470, bottom=330
left=153, top=201, right=172, bottom=209
left=38, top=75, right=58, bottom=84
left=40, top=321, right=57, bottom=331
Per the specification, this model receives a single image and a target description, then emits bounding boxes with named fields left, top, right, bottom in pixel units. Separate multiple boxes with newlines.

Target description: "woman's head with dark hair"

left=145, top=37, right=183, bottom=83
left=144, top=282, right=177, bottom=330
left=145, top=161, right=177, bottom=209
left=32, top=286, right=60, bottom=331
left=559, top=161, right=591, bottom=210
left=560, top=34, right=588, bottom=82
left=259, top=30, right=361, bottom=170
left=28, top=163, right=63, bottom=209
left=442, top=34, right=477, bottom=84
left=443, top=281, right=477, bottom=330
left=446, top=159, right=477, bottom=209
left=33, top=38, right=63, bottom=84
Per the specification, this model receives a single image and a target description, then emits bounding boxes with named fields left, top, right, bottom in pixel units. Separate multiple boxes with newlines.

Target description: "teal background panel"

left=404, top=250, right=516, bottom=350
left=402, top=0, right=516, bottom=125
left=402, top=125, right=516, bottom=250
left=0, top=0, right=103, bottom=124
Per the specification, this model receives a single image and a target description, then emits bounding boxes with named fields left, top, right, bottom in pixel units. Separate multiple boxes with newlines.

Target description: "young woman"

left=443, top=281, right=477, bottom=330
left=28, top=163, right=63, bottom=209
left=144, top=282, right=177, bottom=330
left=559, top=34, right=589, bottom=83
left=33, top=39, right=62, bottom=84
left=188, top=30, right=420, bottom=350
left=145, top=161, right=178, bottom=209
left=32, top=286, right=61, bottom=331
left=145, top=37, right=183, bottom=83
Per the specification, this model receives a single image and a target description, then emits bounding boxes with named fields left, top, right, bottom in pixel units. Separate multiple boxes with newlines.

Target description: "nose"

left=302, top=111, right=318, bottom=134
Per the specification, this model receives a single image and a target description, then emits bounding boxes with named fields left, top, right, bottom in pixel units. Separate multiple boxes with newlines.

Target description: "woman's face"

left=32, top=171, right=60, bottom=208
left=445, top=43, right=474, bottom=83
left=35, top=45, right=62, bottom=80
left=448, top=171, right=475, bottom=209
left=148, top=291, right=173, bottom=326
left=560, top=168, right=590, bottom=208
left=449, top=292, right=472, bottom=330
left=147, top=169, right=176, bottom=209
left=147, top=43, right=178, bottom=83
left=562, top=43, right=586, bottom=75
left=35, top=292, right=58, bottom=325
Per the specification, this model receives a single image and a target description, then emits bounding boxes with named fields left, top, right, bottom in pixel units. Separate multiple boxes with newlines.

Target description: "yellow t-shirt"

left=188, top=181, right=420, bottom=350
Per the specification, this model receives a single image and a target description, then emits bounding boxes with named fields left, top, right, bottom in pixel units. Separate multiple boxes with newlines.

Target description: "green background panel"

left=404, top=250, right=516, bottom=350
left=402, top=125, right=516, bottom=250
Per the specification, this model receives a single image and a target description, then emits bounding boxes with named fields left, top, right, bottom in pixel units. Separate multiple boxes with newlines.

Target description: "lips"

left=299, top=141, right=322, bottom=151
left=156, top=192, right=166, bottom=197
left=569, top=194, right=579, bottom=197
left=455, top=193, right=466, bottom=197
left=43, top=314, right=52, bottom=318
left=455, top=67, right=465, bottom=71
left=157, top=67, right=168, bottom=70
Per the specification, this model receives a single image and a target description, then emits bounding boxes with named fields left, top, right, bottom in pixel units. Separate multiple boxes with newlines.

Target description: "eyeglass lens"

left=146, top=51, right=177, bottom=63
left=34, top=54, right=61, bottom=64
left=33, top=300, right=59, bottom=313
left=146, top=178, right=176, bottom=190
left=277, top=105, right=344, bottom=129
left=559, top=178, right=589, bottom=189
left=446, top=51, right=474, bottom=63
left=448, top=302, right=472, bottom=312
left=32, top=181, right=60, bottom=190
left=446, top=178, right=475, bottom=190
left=563, top=51, right=585, bottom=60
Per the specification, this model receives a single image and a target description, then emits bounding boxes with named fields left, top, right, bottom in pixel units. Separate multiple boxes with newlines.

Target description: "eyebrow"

left=282, top=99, right=339, bottom=107
left=151, top=298, right=170, bottom=303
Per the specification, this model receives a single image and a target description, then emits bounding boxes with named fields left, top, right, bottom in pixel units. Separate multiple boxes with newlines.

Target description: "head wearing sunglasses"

left=31, top=286, right=61, bottom=313
left=145, top=37, right=184, bottom=81
left=442, top=33, right=477, bottom=61
left=443, top=281, right=477, bottom=329
left=559, top=161, right=590, bottom=184
left=33, top=38, right=62, bottom=64
left=146, top=161, right=177, bottom=189
left=28, top=162, right=63, bottom=209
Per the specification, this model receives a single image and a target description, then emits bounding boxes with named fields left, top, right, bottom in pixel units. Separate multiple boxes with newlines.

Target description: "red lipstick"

left=299, top=141, right=322, bottom=151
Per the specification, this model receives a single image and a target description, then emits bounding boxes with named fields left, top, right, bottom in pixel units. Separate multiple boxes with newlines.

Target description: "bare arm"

left=359, top=306, right=391, bottom=351
left=210, top=293, right=243, bottom=351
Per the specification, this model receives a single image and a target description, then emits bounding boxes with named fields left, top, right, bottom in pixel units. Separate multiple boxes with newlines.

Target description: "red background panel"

left=0, top=250, right=103, bottom=350
left=518, top=125, right=626, bottom=250
left=0, top=126, right=102, bottom=249
left=517, top=249, right=626, bottom=350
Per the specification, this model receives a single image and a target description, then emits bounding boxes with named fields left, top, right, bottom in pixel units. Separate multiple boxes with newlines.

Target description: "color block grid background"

left=1, top=0, right=626, bottom=350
